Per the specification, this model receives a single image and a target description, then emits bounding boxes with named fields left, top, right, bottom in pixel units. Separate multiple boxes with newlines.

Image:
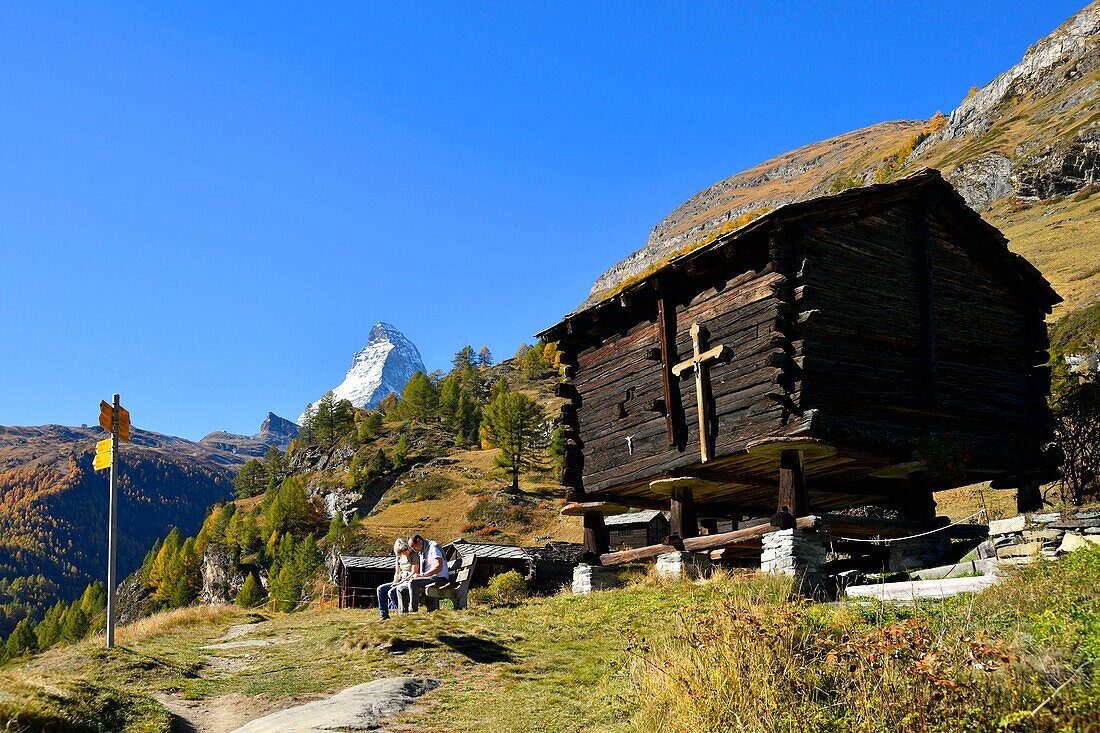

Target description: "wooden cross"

left=671, top=322, right=729, bottom=462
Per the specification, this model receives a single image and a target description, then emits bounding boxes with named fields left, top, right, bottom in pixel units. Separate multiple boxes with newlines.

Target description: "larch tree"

left=480, top=391, right=548, bottom=491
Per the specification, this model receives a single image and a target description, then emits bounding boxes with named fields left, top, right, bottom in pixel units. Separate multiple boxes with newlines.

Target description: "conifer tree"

left=325, top=513, right=347, bottom=547
left=368, top=447, right=390, bottom=477
left=522, top=343, right=548, bottom=379
left=264, top=476, right=315, bottom=535
left=480, top=391, right=548, bottom=490
left=234, top=459, right=267, bottom=499
left=5, top=619, right=37, bottom=657
left=438, top=376, right=460, bottom=422
left=140, top=538, right=163, bottom=586
left=80, top=582, right=106, bottom=617
left=393, top=434, right=410, bottom=468
left=149, top=528, right=182, bottom=591
left=396, top=372, right=439, bottom=421
left=170, top=538, right=201, bottom=608
left=60, top=604, right=89, bottom=643
left=35, top=601, right=66, bottom=649
left=478, top=346, right=493, bottom=369
left=358, top=412, right=383, bottom=442
left=235, top=573, right=264, bottom=608
left=268, top=564, right=301, bottom=613
left=225, top=510, right=244, bottom=557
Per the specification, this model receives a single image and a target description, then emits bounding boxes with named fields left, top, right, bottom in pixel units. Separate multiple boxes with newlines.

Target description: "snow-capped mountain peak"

left=298, top=323, right=426, bottom=423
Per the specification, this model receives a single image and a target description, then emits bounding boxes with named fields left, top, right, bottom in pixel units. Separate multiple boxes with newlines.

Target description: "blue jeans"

left=376, top=582, right=398, bottom=618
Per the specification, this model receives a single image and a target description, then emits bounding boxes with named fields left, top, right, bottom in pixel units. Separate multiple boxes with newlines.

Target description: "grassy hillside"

left=591, top=4, right=1100, bottom=315
left=283, top=354, right=582, bottom=555
left=2, top=548, right=1098, bottom=732
left=988, top=188, right=1100, bottom=317
left=0, top=427, right=239, bottom=637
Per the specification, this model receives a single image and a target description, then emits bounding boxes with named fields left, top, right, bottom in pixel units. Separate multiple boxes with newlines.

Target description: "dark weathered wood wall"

left=798, top=202, right=1049, bottom=473
left=573, top=241, right=797, bottom=495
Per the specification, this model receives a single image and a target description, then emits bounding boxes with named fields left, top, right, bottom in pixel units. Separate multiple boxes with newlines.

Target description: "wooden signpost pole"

left=96, top=394, right=130, bottom=650
left=107, top=393, right=120, bottom=649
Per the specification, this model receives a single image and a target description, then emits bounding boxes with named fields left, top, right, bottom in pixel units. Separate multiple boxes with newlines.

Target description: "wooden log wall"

left=797, top=201, right=1051, bottom=474
left=571, top=239, right=800, bottom=495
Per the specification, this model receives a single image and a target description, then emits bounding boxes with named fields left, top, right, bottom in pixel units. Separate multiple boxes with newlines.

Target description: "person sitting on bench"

left=399, top=534, right=450, bottom=612
left=376, top=537, right=418, bottom=620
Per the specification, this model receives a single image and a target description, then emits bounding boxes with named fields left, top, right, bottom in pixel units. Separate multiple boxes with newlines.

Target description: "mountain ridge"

left=587, top=1, right=1100, bottom=314
left=298, top=322, right=426, bottom=423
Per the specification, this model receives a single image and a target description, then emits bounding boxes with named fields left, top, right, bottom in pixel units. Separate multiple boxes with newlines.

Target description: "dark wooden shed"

left=444, top=539, right=534, bottom=587
left=332, top=554, right=394, bottom=609
left=538, top=170, right=1060, bottom=562
left=605, top=510, right=669, bottom=550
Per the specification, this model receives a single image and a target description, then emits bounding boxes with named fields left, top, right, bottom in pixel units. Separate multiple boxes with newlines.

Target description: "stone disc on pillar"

left=648, top=476, right=715, bottom=496
left=560, top=501, right=628, bottom=517
left=745, top=437, right=838, bottom=462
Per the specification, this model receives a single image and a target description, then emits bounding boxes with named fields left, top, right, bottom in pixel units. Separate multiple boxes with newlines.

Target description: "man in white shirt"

left=400, top=534, right=451, bottom=612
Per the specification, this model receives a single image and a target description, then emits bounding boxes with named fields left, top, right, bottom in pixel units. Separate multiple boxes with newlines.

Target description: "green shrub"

left=469, top=570, right=528, bottom=607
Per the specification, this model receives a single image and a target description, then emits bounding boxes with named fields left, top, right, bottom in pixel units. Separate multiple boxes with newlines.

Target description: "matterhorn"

left=298, top=322, right=426, bottom=423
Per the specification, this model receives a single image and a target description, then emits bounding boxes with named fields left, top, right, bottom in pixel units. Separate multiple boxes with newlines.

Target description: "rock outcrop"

left=298, top=322, right=425, bottom=423
left=253, top=412, right=299, bottom=450
left=585, top=2, right=1100, bottom=306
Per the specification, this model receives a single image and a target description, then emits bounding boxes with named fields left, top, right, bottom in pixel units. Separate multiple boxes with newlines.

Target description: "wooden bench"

left=424, top=554, right=476, bottom=611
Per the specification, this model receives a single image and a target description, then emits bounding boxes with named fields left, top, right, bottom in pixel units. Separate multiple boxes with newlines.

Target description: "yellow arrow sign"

left=98, top=400, right=132, bottom=443
left=94, top=438, right=112, bottom=471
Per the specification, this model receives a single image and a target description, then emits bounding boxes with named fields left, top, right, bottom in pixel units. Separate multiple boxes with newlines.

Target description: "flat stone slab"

left=1050, top=518, right=1100, bottom=530
left=845, top=575, right=1000, bottom=604
left=230, top=677, right=438, bottom=733
left=1024, top=529, right=1064, bottom=543
left=913, top=559, right=1000, bottom=580
left=997, top=541, right=1042, bottom=559
left=1058, top=533, right=1100, bottom=554
left=1029, top=512, right=1062, bottom=524
left=988, top=516, right=1026, bottom=535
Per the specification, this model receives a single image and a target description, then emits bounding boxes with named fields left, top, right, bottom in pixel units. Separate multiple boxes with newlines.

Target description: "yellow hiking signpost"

left=93, top=438, right=112, bottom=471
left=93, top=394, right=130, bottom=649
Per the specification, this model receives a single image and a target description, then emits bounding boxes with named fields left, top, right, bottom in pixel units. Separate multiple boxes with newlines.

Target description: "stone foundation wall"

left=979, top=510, right=1100, bottom=565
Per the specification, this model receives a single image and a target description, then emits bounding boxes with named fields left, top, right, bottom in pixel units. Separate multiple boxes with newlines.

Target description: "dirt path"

left=226, top=677, right=438, bottom=733
left=154, top=692, right=293, bottom=733
left=152, top=618, right=438, bottom=733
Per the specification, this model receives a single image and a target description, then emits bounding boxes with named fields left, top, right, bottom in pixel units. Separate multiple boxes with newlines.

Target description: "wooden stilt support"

left=902, top=471, right=937, bottom=522
left=777, top=448, right=809, bottom=517
left=1017, top=479, right=1043, bottom=513
left=670, top=486, right=698, bottom=539
left=582, top=511, right=610, bottom=565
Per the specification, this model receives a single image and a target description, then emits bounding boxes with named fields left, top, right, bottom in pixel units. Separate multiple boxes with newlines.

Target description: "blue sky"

left=0, top=1, right=1084, bottom=440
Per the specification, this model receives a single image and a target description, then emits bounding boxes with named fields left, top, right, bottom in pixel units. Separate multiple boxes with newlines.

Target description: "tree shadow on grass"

left=436, top=634, right=514, bottom=664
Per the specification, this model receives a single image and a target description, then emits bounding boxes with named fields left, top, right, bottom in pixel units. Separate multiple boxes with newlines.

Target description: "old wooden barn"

left=540, top=169, right=1060, bottom=572
left=605, top=510, right=669, bottom=550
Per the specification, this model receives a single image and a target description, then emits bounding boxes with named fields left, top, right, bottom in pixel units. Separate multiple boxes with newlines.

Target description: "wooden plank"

left=600, top=515, right=820, bottom=565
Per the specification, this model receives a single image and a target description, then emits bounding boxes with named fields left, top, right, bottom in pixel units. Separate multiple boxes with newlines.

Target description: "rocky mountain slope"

left=588, top=1, right=1100, bottom=314
left=0, top=424, right=244, bottom=635
left=298, top=322, right=425, bottom=423
left=198, top=412, right=300, bottom=455
left=254, top=412, right=299, bottom=449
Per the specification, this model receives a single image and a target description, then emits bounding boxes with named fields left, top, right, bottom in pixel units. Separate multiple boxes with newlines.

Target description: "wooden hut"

left=539, top=169, right=1060, bottom=566
left=332, top=554, right=394, bottom=609
left=605, top=510, right=669, bottom=550
left=444, top=539, right=534, bottom=587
